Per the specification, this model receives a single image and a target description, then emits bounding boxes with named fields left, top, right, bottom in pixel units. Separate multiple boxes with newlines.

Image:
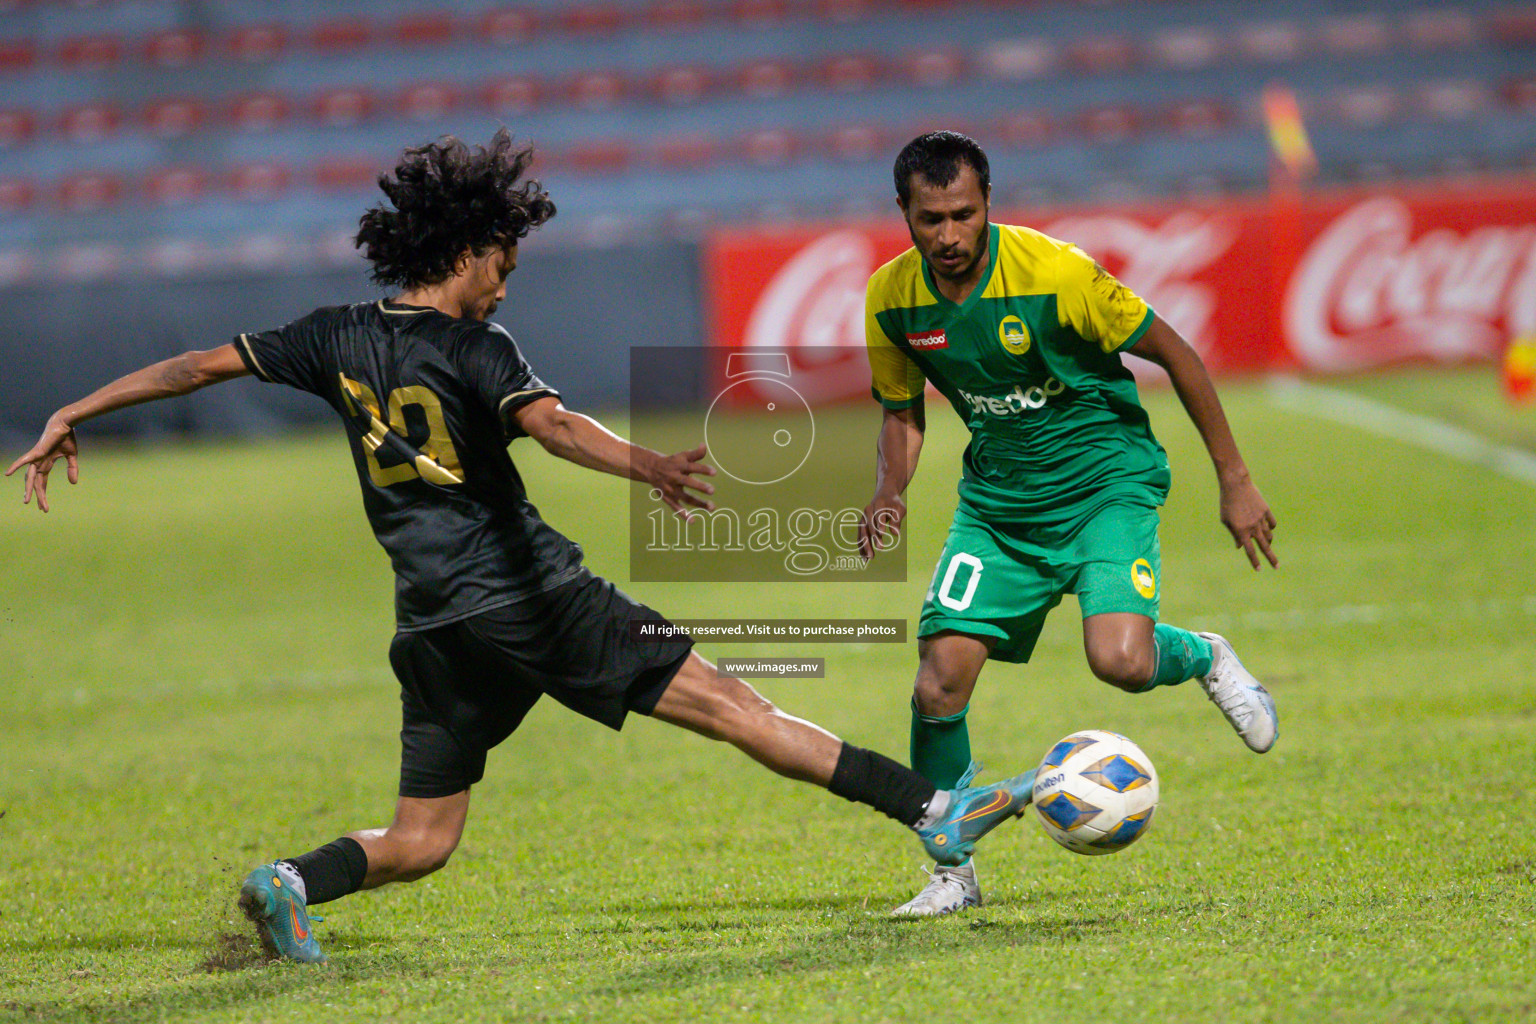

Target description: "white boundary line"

left=1267, top=376, right=1536, bottom=488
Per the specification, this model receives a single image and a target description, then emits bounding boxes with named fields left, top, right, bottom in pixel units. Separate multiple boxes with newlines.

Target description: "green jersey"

left=864, top=221, right=1170, bottom=523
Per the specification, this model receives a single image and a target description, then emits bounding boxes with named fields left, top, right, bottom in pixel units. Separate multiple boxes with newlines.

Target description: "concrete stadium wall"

left=0, top=240, right=703, bottom=442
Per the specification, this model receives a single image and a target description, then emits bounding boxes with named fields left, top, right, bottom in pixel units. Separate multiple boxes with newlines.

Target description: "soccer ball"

left=1032, top=730, right=1159, bottom=856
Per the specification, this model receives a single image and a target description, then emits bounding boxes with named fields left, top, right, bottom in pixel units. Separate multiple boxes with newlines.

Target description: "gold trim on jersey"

left=235, top=333, right=270, bottom=382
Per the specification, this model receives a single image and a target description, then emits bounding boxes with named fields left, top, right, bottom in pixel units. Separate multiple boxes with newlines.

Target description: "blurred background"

left=0, top=0, right=1533, bottom=436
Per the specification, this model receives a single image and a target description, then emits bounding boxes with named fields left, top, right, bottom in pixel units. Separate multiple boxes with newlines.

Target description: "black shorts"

left=388, top=568, right=694, bottom=799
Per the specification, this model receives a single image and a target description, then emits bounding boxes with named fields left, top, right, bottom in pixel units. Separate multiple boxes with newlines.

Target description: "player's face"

left=461, top=243, right=518, bottom=320
left=900, top=166, right=990, bottom=284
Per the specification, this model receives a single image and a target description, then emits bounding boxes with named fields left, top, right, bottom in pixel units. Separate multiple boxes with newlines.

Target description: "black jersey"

left=234, top=299, right=584, bottom=631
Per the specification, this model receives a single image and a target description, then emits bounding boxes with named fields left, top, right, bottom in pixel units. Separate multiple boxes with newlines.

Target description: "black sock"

left=826, top=743, right=937, bottom=827
left=283, top=837, right=368, bottom=906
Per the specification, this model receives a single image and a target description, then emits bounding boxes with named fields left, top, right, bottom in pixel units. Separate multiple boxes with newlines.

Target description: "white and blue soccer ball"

left=1032, top=730, right=1159, bottom=856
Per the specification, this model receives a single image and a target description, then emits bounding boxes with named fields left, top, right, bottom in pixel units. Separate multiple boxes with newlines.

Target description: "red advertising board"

left=704, top=178, right=1536, bottom=401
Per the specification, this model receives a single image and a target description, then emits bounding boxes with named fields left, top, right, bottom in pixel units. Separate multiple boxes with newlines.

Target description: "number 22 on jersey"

left=339, top=375, right=464, bottom=487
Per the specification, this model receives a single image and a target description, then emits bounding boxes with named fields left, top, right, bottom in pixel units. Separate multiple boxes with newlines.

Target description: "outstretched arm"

left=1129, top=317, right=1278, bottom=570
left=858, top=403, right=925, bottom=560
left=511, top=396, right=716, bottom=517
left=6, top=344, right=250, bottom=512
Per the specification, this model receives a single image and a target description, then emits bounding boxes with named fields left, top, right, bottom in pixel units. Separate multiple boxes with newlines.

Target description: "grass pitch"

left=1, top=367, right=1533, bottom=1023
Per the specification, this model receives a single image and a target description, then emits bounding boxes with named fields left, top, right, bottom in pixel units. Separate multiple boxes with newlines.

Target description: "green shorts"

left=918, top=501, right=1162, bottom=664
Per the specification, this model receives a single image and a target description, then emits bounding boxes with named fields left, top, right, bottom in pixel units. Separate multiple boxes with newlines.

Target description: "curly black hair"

left=892, top=130, right=991, bottom=206
left=355, top=129, right=556, bottom=290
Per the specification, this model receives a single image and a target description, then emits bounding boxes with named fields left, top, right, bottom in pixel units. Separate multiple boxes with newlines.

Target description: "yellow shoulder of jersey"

left=981, top=222, right=1079, bottom=300
left=865, top=245, right=932, bottom=313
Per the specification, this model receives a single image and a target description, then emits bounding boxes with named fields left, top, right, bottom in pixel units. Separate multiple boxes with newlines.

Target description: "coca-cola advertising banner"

left=704, top=179, right=1536, bottom=401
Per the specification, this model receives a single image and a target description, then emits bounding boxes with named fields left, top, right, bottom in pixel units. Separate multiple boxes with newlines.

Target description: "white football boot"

left=1196, top=632, right=1278, bottom=753
left=891, top=861, right=981, bottom=918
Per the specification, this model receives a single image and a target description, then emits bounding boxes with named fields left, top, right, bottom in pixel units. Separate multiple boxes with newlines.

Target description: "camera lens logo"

left=704, top=352, right=815, bottom=485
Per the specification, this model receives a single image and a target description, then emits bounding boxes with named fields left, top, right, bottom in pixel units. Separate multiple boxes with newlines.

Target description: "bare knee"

left=1088, top=644, right=1155, bottom=692
left=912, top=670, right=971, bottom=717
left=386, top=828, right=459, bottom=881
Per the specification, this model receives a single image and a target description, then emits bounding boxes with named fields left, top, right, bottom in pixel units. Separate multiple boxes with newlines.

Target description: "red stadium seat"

left=1332, top=85, right=1400, bottom=128
left=1164, top=97, right=1234, bottom=137
left=56, top=172, right=124, bottom=213
left=568, top=71, right=628, bottom=110
left=313, top=88, right=376, bottom=128
left=0, top=39, right=38, bottom=73
left=1234, top=21, right=1306, bottom=63
left=227, top=162, right=293, bottom=201
left=978, top=37, right=1057, bottom=81
left=815, top=0, right=872, bottom=24
left=1416, top=80, right=1491, bottom=121
left=903, top=48, right=965, bottom=88
left=309, top=18, right=373, bottom=54
left=566, top=140, right=634, bottom=174
left=58, top=103, right=121, bottom=143
left=651, top=65, right=712, bottom=105
left=144, top=166, right=210, bottom=206
left=56, top=34, right=124, bottom=71
left=481, top=76, right=543, bottom=115
left=0, top=108, right=36, bottom=148
left=392, top=12, right=458, bottom=48
left=1068, top=36, right=1136, bottom=74
left=655, top=132, right=720, bottom=170
left=648, top=0, right=711, bottom=31
left=228, top=93, right=291, bottom=132
left=828, top=124, right=885, bottom=162
left=226, top=24, right=289, bottom=63
left=143, top=29, right=206, bottom=68
left=739, top=59, right=797, bottom=99
left=1489, top=7, right=1536, bottom=46
left=143, top=98, right=207, bottom=139
left=736, top=0, right=791, bottom=28
left=0, top=176, right=35, bottom=213
left=741, top=127, right=799, bottom=167
left=561, top=5, right=629, bottom=35
left=995, top=110, right=1056, bottom=147
left=1404, top=9, right=1478, bottom=50
left=821, top=54, right=882, bottom=92
left=397, top=82, right=460, bottom=121
left=313, top=158, right=379, bottom=193
left=1504, top=75, right=1536, bottom=111
left=477, top=8, right=539, bottom=45
left=1319, top=15, right=1394, bottom=56
left=1148, top=26, right=1220, bottom=71
left=1078, top=105, right=1140, bottom=143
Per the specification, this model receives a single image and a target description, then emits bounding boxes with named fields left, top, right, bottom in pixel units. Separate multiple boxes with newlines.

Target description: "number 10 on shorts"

left=929, top=551, right=984, bottom=611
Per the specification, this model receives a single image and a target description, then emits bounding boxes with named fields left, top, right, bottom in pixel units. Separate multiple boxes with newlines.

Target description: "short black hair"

left=892, top=131, right=991, bottom=206
left=355, top=129, right=556, bottom=290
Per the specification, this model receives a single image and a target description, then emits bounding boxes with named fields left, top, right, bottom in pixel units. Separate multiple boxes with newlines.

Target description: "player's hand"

left=858, top=490, right=906, bottom=560
left=6, top=413, right=80, bottom=514
left=1219, top=473, right=1277, bottom=570
left=648, top=443, right=716, bottom=519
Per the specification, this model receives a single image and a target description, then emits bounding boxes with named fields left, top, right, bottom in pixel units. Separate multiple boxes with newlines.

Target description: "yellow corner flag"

left=1504, top=335, right=1536, bottom=403
left=1262, top=83, right=1318, bottom=180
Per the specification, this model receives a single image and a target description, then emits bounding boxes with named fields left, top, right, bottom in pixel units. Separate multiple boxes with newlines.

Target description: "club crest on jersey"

left=998, top=315, right=1030, bottom=355
left=1132, top=558, right=1156, bottom=599
left=906, top=329, right=948, bottom=351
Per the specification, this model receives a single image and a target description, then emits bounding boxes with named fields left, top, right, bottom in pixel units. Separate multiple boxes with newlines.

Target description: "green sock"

left=1143, top=624, right=1214, bottom=690
left=909, top=699, right=972, bottom=790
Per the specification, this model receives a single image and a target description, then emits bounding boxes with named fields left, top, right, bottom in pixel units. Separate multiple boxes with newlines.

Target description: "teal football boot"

left=238, top=865, right=327, bottom=964
left=917, top=768, right=1037, bottom=866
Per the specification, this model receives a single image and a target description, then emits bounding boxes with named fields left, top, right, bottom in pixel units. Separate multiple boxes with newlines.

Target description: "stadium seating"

left=0, top=0, right=1532, bottom=272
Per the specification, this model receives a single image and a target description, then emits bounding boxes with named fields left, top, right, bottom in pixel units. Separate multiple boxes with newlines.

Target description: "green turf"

left=1, top=366, right=1533, bottom=1023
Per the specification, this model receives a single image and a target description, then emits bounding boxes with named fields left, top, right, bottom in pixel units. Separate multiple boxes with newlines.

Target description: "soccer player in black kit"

left=9, top=131, right=1039, bottom=963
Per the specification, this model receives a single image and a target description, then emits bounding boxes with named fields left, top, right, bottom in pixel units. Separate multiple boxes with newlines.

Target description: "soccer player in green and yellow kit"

left=858, top=132, right=1279, bottom=917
